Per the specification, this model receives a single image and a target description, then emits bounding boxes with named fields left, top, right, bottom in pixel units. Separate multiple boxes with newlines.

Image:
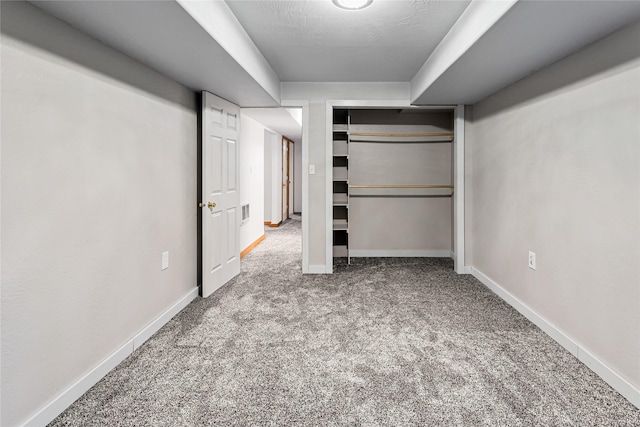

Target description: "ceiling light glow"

left=332, top=0, right=373, bottom=10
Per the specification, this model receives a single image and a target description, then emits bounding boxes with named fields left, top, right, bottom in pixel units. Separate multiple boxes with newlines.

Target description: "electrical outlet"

left=309, top=164, right=316, bottom=175
left=528, top=251, right=536, bottom=270
left=162, top=251, right=169, bottom=270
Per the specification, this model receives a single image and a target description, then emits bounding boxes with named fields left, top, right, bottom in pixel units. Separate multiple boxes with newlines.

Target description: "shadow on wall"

left=1, top=1, right=196, bottom=109
left=472, top=21, right=640, bottom=120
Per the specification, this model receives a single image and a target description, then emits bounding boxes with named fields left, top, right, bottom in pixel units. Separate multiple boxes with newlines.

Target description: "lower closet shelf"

left=333, top=219, right=348, bottom=230
left=333, top=245, right=348, bottom=258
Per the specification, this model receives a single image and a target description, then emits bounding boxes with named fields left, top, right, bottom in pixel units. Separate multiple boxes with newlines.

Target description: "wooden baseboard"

left=241, top=234, right=266, bottom=259
left=269, top=222, right=281, bottom=228
left=264, top=221, right=271, bottom=226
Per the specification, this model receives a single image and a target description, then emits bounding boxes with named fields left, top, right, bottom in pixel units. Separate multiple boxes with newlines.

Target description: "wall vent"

left=241, top=203, right=250, bottom=226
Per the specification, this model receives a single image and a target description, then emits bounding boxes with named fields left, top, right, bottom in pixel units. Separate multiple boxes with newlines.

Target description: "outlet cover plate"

left=528, top=251, right=536, bottom=270
left=162, top=251, right=169, bottom=270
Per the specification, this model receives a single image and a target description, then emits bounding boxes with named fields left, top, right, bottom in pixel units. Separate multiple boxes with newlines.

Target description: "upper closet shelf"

left=349, top=132, right=453, bottom=143
left=333, top=124, right=348, bottom=132
left=349, top=123, right=453, bottom=143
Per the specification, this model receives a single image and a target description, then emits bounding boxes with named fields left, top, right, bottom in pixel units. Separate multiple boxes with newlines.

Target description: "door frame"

left=280, top=100, right=310, bottom=273
left=288, top=139, right=294, bottom=218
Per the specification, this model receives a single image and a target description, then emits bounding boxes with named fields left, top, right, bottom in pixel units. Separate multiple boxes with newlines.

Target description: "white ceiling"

left=225, top=0, right=471, bottom=82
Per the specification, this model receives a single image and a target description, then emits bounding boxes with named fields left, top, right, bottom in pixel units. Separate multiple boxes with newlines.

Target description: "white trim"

left=308, top=264, right=330, bottom=274
left=330, top=99, right=414, bottom=108
left=22, top=287, right=199, bottom=427
left=453, top=105, right=466, bottom=274
left=133, top=287, right=199, bottom=350
left=577, top=347, right=640, bottom=409
left=350, top=250, right=452, bottom=258
left=325, top=101, right=334, bottom=273
left=471, top=267, right=640, bottom=409
left=281, top=100, right=310, bottom=273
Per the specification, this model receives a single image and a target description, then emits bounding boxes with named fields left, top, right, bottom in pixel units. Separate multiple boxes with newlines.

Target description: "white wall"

left=269, top=131, right=283, bottom=224
left=288, top=140, right=294, bottom=217
left=466, top=21, right=640, bottom=395
left=261, top=128, right=283, bottom=226
left=239, top=113, right=265, bottom=251
left=1, top=3, right=197, bottom=426
left=280, top=82, right=410, bottom=269
left=263, top=130, right=272, bottom=222
left=294, top=141, right=302, bottom=213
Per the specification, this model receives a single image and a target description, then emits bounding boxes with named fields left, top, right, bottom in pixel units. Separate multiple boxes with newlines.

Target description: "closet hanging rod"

left=349, top=132, right=454, bottom=137
left=349, top=185, right=453, bottom=189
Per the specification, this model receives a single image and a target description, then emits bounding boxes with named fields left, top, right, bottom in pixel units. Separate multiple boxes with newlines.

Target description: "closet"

left=332, top=108, right=454, bottom=264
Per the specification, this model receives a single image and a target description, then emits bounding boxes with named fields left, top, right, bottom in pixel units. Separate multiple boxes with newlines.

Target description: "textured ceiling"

left=225, top=0, right=471, bottom=82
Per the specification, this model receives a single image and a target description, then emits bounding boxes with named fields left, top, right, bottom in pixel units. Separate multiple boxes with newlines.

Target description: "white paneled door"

left=201, top=91, right=240, bottom=298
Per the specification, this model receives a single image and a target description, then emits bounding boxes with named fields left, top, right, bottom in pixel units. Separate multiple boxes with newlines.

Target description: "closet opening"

left=330, top=106, right=458, bottom=270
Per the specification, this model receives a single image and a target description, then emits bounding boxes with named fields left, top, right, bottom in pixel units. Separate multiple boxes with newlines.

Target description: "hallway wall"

left=466, top=21, right=640, bottom=395
left=294, top=140, right=302, bottom=213
left=239, top=114, right=265, bottom=251
left=1, top=3, right=198, bottom=426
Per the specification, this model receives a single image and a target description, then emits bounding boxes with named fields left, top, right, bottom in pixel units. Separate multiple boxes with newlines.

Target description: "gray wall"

left=1, top=3, right=198, bottom=426
left=263, top=130, right=272, bottom=221
left=280, top=83, right=411, bottom=270
left=308, top=102, right=328, bottom=266
left=466, top=21, right=640, bottom=391
left=294, top=141, right=302, bottom=213
left=239, top=113, right=265, bottom=251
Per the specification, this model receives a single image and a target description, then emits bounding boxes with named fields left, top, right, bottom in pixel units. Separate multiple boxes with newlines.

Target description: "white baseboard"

left=349, top=250, right=452, bottom=258
left=23, top=287, right=199, bottom=427
left=308, top=264, right=330, bottom=274
left=471, top=267, right=639, bottom=409
left=577, top=345, right=640, bottom=409
left=133, top=287, right=199, bottom=350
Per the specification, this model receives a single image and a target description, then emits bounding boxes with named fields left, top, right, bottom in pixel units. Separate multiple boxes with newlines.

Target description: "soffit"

left=30, top=0, right=280, bottom=107
left=243, top=108, right=303, bottom=143
left=413, top=0, right=640, bottom=104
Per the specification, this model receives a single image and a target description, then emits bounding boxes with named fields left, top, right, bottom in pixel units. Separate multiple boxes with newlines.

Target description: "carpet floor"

left=51, top=217, right=639, bottom=426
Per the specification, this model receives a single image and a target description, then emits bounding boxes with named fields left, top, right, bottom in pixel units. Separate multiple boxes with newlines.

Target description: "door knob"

left=198, top=202, right=216, bottom=208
